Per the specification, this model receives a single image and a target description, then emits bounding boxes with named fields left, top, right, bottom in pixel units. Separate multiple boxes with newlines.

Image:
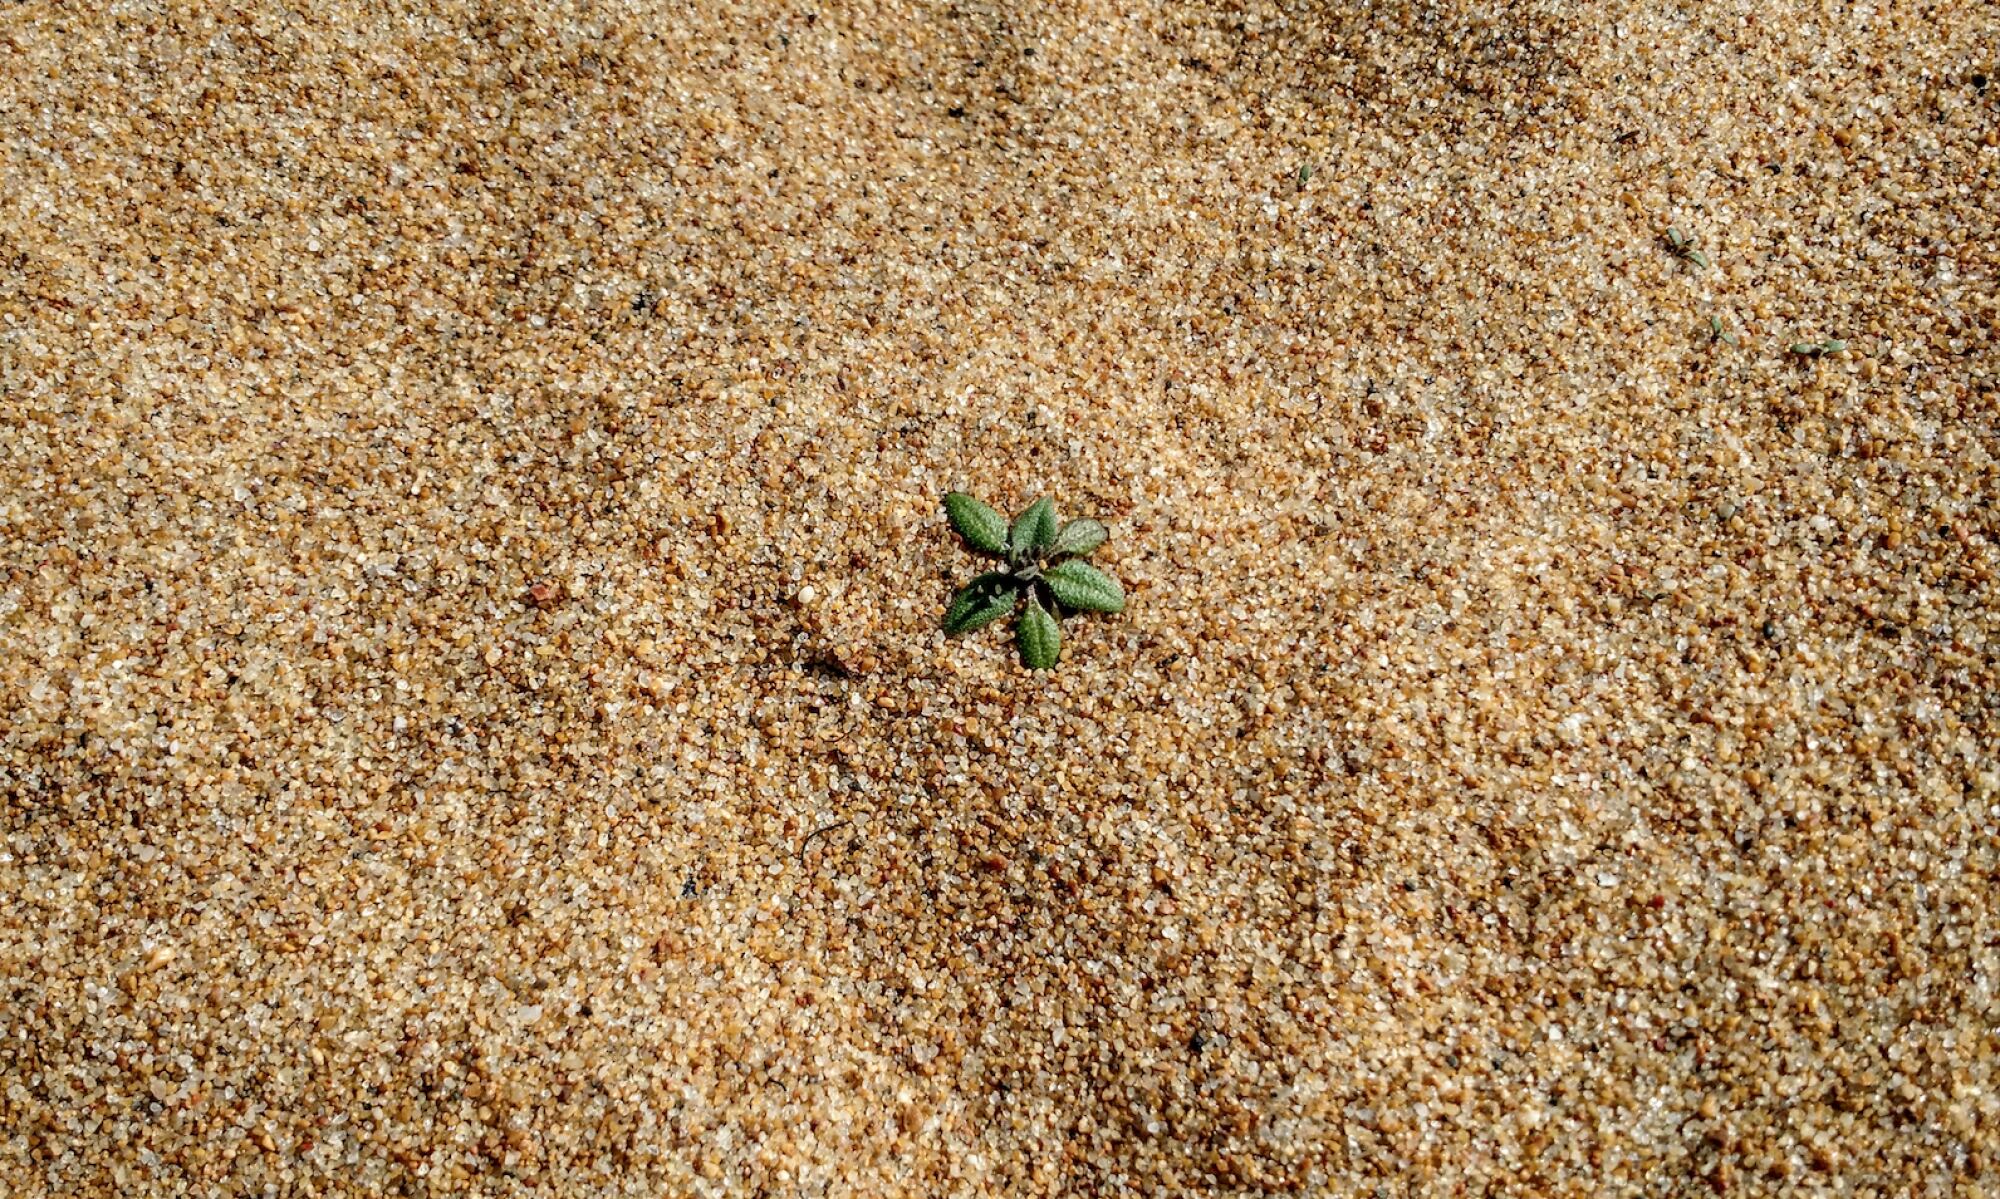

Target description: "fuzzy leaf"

left=1050, top=518, right=1109, bottom=558
left=1044, top=559, right=1125, bottom=613
left=943, top=573, right=1020, bottom=634
left=1009, top=497, right=1057, bottom=556
left=944, top=492, right=1009, bottom=554
left=1017, top=597, right=1061, bottom=669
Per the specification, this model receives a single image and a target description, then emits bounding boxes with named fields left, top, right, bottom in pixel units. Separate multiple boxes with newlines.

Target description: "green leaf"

left=1017, top=597, right=1061, bottom=669
left=944, top=492, right=1009, bottom=554
left=1009, top=497, right=1056, bottom=557
left=1050, top=518, right=1108, bottom=558
left=1044, top=559, right=1126, bottom=613
left=943, top=573, right=1020, bottom=634
left=1821, top=339, right=1846, bottom=354
left=1685, top=249, right=1710, bottom=269
left=1790, top=342, right=1820, bottom=355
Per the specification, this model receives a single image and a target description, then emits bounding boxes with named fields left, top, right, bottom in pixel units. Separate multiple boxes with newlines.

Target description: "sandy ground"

left=2, top=0, right=1997, bottom=1194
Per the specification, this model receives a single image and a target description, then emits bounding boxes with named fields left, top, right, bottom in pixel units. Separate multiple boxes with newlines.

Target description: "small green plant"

left=1788, top=338, right=1847, bottom=357
left=1709, top=315, right=1739, bottom=346
left=941, top=491, right=1125, bottom=669
left=1664, top=226, right=1710, bottom=270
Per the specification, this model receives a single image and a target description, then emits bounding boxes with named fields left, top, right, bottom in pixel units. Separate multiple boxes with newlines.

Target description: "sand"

left=1, top=0, right=1996, bottom=1194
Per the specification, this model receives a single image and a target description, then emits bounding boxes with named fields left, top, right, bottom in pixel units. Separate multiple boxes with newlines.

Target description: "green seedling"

left=1788, top=338, right=1847, bottom=357
left=942, top=491, right=1125, bottom=670
left=1665, top=226, right=1710, bottom=270
left=1709, top=315, right=1738, bottom=346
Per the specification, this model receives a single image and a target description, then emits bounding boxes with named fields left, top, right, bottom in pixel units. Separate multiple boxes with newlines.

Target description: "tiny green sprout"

left=1665, top=226, right=1711, bottom=270
left=1709, top=315, right=1738, bottom=346
left=1789, top=338, right=1847, bottom=358
left=1297, top=163, right=1312, bottom=188
left=942, top=491, right=1124, bottom=670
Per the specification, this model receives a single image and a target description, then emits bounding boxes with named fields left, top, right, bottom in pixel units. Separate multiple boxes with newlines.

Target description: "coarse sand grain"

left=2, top=0, right=1997, bottom=1195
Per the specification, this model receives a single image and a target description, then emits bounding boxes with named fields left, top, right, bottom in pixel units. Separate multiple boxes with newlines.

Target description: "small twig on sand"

left=798, top=820, right=853, bottom=866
